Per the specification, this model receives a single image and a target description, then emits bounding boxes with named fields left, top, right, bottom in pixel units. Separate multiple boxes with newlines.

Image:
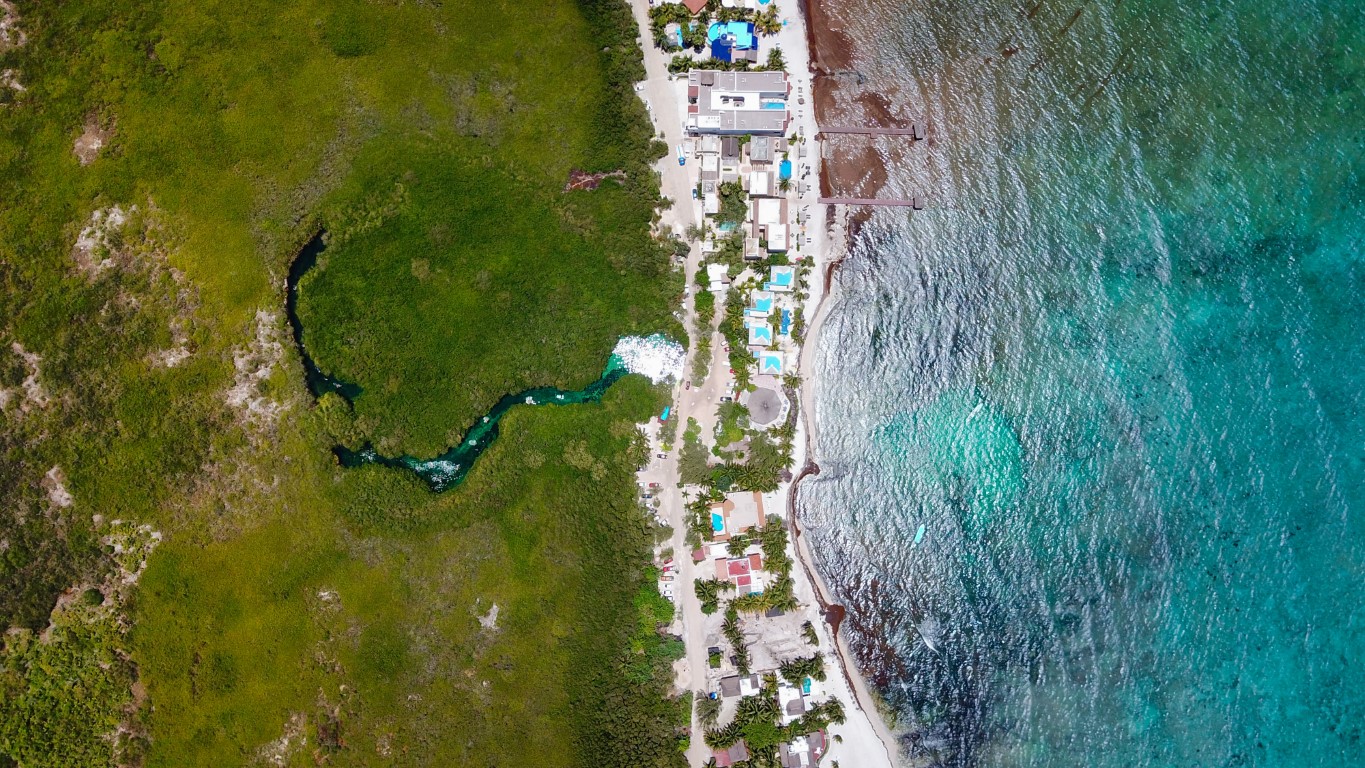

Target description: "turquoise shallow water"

left=797, top=1, right=1364, bottom=765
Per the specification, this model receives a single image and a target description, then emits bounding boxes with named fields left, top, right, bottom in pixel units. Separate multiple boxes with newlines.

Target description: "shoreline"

left=782, top=0, right=905, bottom=762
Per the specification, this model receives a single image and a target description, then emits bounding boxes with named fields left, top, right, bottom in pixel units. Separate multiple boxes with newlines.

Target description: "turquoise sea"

left=796, top=0, right=1365, bottom=765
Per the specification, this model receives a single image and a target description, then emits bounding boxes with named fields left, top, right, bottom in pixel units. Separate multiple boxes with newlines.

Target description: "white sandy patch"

left=43, top=466, right=73, bottom=509
left=478, top=602, right=500, bottom=630
left=102, top=519, right=163, bottom=587
left=10, top=341, right=49, bottom=411
left=0, top=1, right=24, bottom=52
left=613, top=333, right=685, bottom=383
left=226, top=310, right=286, bottom=430
left=73, top=115, right=113, bottom=165
left=257, top=712, right=308, bottom=767
left=72, top=205, right=129, bottom=277
left=1, top=68, right=22, bottom=95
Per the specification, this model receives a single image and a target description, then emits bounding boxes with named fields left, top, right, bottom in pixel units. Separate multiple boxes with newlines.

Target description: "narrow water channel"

left=285, top=233, right=363, bottom=401
left=285, top=231, right=631, bottom=492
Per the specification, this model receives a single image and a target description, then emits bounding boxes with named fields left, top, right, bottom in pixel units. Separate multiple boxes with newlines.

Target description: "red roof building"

left=682, top=0, right=708, bottom=14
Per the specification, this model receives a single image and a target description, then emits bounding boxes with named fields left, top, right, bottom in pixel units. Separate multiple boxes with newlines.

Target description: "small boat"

left=913, top=524, right=926, bottom=546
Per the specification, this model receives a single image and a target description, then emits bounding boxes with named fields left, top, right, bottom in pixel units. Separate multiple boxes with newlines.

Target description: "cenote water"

left=333, top=366, right=628, bottom=492
left=797, top=1, right=1364, bottom=767
left=286, top=232, right=681, bottom=492
left=286, top=233, right=363, bottom=401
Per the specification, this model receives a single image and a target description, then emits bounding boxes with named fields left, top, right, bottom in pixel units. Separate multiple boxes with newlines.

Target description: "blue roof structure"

left=758, top=352, right=783, bottom=375
left=708, top=21, right=756, bottom=61
left=765, top=266, right=796, bottom=292
left=708, top=21, right=756, bottom=49
left=710, top=36, right=734, bottom=62
left=748, top=324, right=773, bottom=347
left=751, top=293, right=774, bottom=313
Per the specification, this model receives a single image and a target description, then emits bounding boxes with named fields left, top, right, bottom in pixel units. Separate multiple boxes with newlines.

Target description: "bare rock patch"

left=226, top=310, right=286, bottom=431
left=73, top=114, right=113, bottom=165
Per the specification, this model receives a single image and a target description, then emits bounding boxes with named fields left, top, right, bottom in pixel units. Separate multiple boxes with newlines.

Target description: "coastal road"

left=625, top=2, right=712, bottom=763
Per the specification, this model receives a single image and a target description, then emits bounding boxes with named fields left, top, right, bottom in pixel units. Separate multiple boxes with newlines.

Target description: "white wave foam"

left=612, top=334, right=684, bottom=383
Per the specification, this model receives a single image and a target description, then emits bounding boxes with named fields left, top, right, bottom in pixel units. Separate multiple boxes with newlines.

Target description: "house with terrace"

left=687, top=70, right=790, bottom=136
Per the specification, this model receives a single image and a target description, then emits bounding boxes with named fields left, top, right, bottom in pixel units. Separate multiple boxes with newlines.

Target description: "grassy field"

left=0, top=0, right=686, bottom=765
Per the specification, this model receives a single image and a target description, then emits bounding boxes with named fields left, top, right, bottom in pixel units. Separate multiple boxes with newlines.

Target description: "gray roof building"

left=721, top=136, right=740, bottom=163
left=750, top=135, right=774, bottom=164
left=686, top=70, right=789, bottom=135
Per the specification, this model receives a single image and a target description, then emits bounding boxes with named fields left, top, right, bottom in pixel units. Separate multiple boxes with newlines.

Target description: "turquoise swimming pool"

left=711, top=512, right=725, bottom=534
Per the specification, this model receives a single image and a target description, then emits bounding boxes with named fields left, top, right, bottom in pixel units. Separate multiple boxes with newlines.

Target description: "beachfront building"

left=707, top=20, right=759, bottom=64
left=766, top=222, right=789, bottom=252
left=758, top=351, right=783, bottom=376
left=708, top=492, right=765, bottom=540
left=744, top=379, right=789, bottom=429
left=714, top=741, right=751, bottom=768
left=766, top=264, right=796, bottom=292
left=714, top=549, right=767, bottom=595
left=745, top=290, right=775, bottom=320
left=707, top=263, right=731, bottom=293
left=752, top=197, right=789, bottom=255
left=750, top=135, right=775, bottom=165
left=687, top=70, right=790, bottom=136
left=746, top=321, right=773, bottom=348
left=721, top=136, right=741, bottom=166
left=748, top=169, right=773, bottom=197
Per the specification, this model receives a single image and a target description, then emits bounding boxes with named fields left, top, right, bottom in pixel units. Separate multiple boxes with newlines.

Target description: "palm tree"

left=755, top=6, right=781, bottom=35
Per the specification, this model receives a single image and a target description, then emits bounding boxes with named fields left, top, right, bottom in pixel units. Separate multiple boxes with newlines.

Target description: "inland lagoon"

left=798, top=0, right=1365, bottom=766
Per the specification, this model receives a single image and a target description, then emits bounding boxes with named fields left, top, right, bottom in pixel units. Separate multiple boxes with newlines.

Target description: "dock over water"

left=820, top=197, right=925, bottom=209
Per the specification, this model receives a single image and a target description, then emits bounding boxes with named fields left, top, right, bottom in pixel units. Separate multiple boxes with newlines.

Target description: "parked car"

left=685, top=381, right=691, bottom=390
left=657, top=453, right=666, bottom=459
left=720, top=396, right=733, bottom=403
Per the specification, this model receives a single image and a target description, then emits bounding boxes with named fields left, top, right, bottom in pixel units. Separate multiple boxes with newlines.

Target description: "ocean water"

left=796, top=1, right=1365, bottom=766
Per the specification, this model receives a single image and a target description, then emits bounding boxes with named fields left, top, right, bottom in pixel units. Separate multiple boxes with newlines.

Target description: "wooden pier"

left=820, top=197, right=925, bottom=209
left=819, top=122, right=927, bottom=139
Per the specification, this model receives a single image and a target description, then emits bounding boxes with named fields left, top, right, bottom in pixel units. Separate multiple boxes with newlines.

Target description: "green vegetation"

left=703, top=676, right=845, bottom=764
left=695, top=577, right=733, bottom=615
left=679, top=417, right=714, bottom=487
left=697, top=692, right=722, bottom=728
left=649, top=4, right=707, bottom=51
left=801, top=620, right=820, bottom=646
left=715, top=401, right=749, bottom=447
left=779, top=653, right=827, bottom=686
left=717, top=180, right=748, bottom=226
left=0, top=0, right=688, bottom=764
left=692, top=287, right=716, bottom=383
left=722, top=605, right=750, bottom=675
left=765, top=47, right=787, bottom=72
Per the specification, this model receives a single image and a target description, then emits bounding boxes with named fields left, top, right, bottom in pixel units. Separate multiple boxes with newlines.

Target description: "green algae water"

left=796, top=0, right=1365, bottom=765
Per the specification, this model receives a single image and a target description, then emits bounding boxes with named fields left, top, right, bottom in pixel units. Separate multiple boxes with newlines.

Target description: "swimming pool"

left=707, top=21, right=755, bottom=49
left=779, top=159, right=793, bottom=180
left=711, top=512, right=725, bottom=534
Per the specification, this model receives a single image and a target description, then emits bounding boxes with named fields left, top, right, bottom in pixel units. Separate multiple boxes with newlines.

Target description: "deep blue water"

left=796, top=1, right=1365, bottom=765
